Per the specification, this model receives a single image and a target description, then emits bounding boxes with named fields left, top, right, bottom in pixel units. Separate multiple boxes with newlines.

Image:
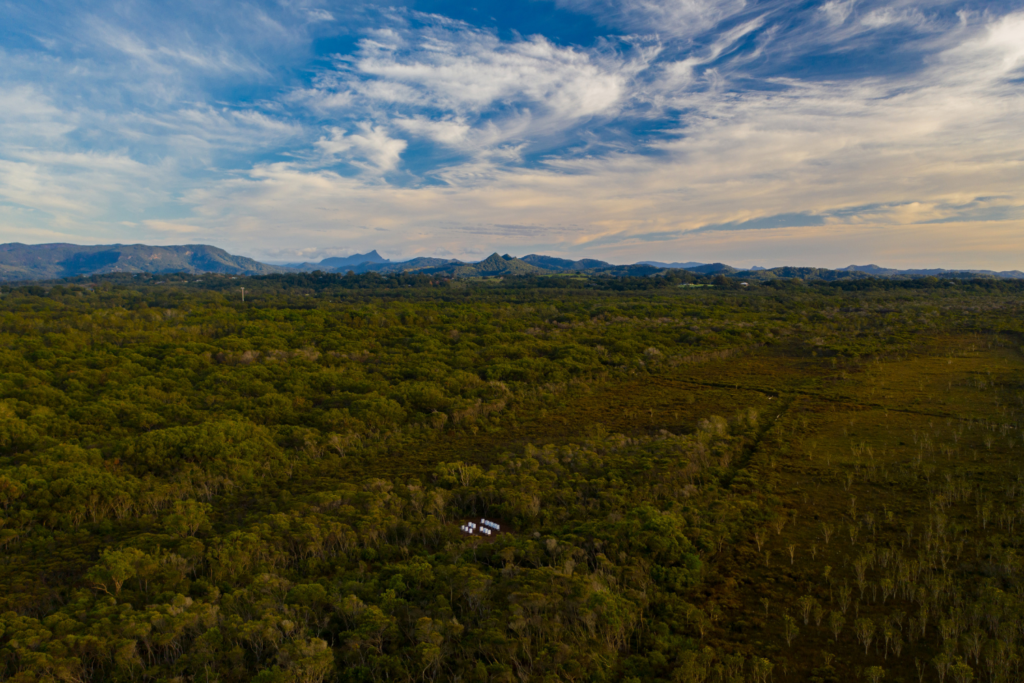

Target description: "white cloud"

left=654, top=16, right=765, bottom=92
left=351, top=32, right=627, bottom=117
left=553, top=0, right=747, bottom=38
left=315, top=124, right=408, bottom=172
left=860, top=7, right=926, bottom=29
left=942, top=11, right=1024, bottom=80
left=819, top=0, right=856, bottom=27
left=306, top=9, right=334, bottom=23
left=295, top=19, right=652, bottom=157
left=142, top=219, right=205, bottom=234
left=168, top=11, right=1024, bottom=269
left=87, top=18, right=269, bottom=78
left=0, top=85, right=78, bottom=143
left=127, top=105, right=305, bottom=162
left=392, top=116, right=472, bottom=146
left=0, top=151, right=166, bottom=221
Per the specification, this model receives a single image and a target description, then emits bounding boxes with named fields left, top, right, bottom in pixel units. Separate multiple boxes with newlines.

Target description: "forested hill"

left=0, top=243, right=284, bottom=281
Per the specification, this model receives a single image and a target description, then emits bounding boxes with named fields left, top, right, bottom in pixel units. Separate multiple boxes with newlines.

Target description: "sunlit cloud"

left=295, top=16, right=654, bottom=164
left=315, top=124, right=408, bottom=173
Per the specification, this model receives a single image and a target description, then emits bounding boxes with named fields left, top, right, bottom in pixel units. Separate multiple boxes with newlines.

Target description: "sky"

left=0, top=0, right=1022, bottom=268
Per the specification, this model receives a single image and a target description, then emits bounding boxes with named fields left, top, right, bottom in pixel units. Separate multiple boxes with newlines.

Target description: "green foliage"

left=0, top=274, right=1022, bottom=681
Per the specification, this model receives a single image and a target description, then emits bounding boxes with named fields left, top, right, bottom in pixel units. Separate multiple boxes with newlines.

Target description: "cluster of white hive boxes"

left=461, top=518, right=501, bottom=535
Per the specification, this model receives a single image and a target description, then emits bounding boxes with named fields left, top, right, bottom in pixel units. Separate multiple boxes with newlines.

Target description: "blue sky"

left=1, top=0, right=1022, bottom=268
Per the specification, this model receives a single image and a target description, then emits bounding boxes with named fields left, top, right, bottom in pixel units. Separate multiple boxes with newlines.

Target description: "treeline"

left=7, top=267, right=1024, bottom=297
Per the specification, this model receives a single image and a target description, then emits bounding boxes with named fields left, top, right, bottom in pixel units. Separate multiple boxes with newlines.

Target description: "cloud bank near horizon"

left=0, top=0, right=1022, bottom=269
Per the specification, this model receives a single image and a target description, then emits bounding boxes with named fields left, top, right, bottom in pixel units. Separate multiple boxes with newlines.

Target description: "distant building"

left=462, top=518, right=501, bottom=535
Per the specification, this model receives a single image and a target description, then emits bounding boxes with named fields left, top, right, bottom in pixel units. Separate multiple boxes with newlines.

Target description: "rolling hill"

left=0, top=243, right=284, bottom=281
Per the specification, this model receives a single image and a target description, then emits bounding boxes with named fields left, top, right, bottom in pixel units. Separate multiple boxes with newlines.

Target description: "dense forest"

left=1, top=272, right=1023, bottom=682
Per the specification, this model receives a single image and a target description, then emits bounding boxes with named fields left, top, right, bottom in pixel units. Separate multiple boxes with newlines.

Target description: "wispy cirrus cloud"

left=294, top=14, right=657, bottom=166
left=86, top=19, right=269, bottom=78
left=0, top=0, right=1022, bottom=269
left=860, top=7, right=927, bottom=29
left=552, top=0, right=747, bottom=38
left=174, top=9, right=1024, bottom=268
left=819, top=0, right=857, bottom=27
left=350, top=24, right=633, bottom=117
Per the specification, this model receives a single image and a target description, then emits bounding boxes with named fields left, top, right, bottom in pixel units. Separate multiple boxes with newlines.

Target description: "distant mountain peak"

left=456, top=253, right=543, bottom=276
left=317, top=251, right=389, bottom=268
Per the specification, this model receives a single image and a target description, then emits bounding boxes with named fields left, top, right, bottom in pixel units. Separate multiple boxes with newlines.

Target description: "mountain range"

left=0, top=243, right=282, bottom=281
left=281, top=250, right=390, bottom=271
left=0, top=243, right=1020, bottom=282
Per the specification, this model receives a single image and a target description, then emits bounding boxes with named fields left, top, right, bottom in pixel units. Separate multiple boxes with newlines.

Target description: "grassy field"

left=668, top=335, right=1024, bottom=681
